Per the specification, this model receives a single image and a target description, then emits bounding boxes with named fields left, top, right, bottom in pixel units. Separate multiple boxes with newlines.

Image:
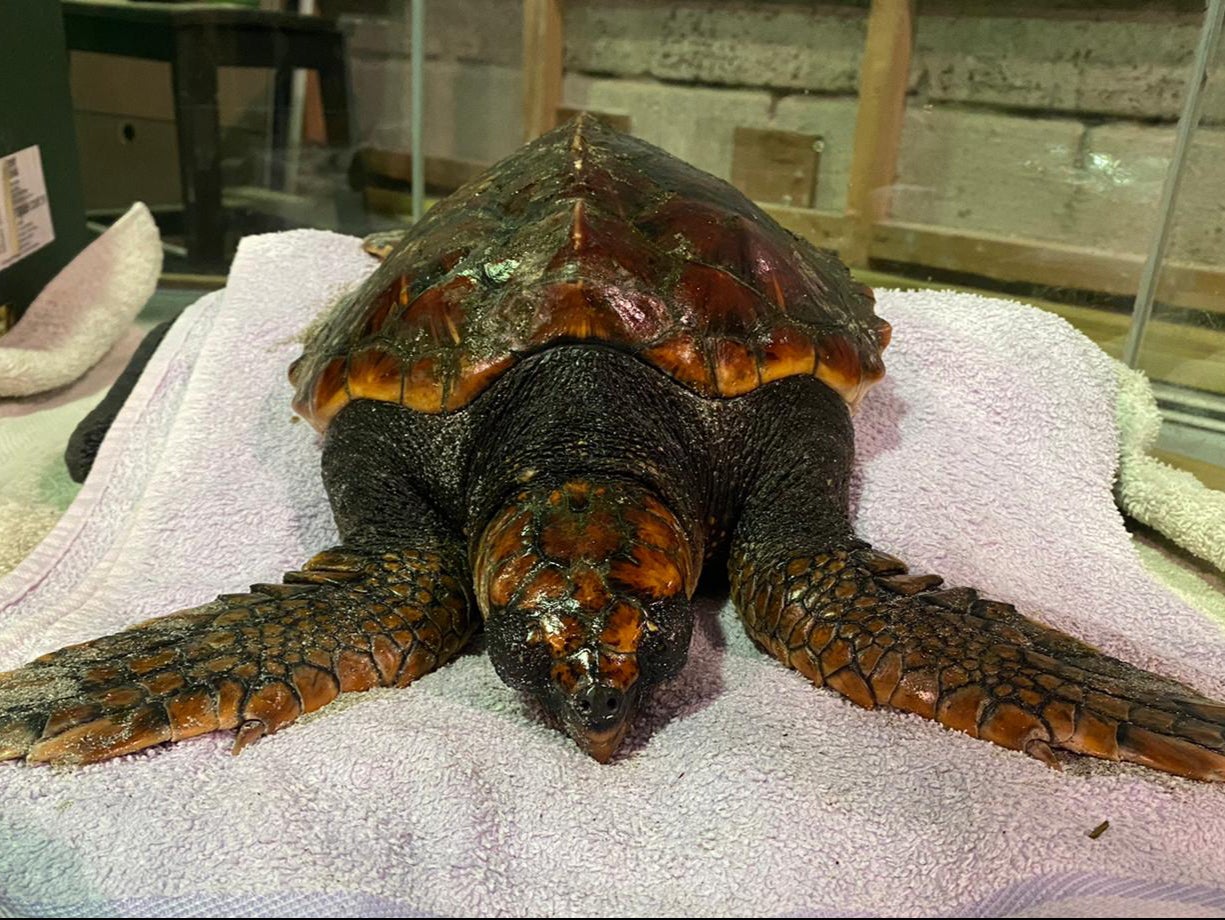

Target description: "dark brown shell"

left=291, top=115, right=889, bottom=431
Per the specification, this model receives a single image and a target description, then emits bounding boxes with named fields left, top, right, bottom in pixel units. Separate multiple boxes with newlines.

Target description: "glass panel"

left=877, top=3, right=1189, bottom=362
left=551, top=1, right=1218, bottom=421
left=62, top=0, right=527, bottom=278
left=345, top=0, right=524, bottom=227
left=559, top=1, right=867, bottom=214
left=1138, top=10, right=1225, bottom=416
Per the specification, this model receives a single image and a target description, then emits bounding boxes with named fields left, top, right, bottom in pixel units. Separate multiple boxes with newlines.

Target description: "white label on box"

left=0, top=145, right=57, bottom=271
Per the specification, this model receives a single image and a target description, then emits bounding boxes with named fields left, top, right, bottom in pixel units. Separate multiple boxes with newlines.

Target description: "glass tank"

left=3, top=5, right=1225, bottom=915
left=27, top=0, right=1220, bottom=472
left=0, top=1, right=1218, bottom=470
left=1133, top=8, right=1225, bottom=476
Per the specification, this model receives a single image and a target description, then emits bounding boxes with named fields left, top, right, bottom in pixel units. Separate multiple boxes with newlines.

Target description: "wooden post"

left=844, top=0, right=915, bottom=267
left=523, top=0, right=564, bottom=141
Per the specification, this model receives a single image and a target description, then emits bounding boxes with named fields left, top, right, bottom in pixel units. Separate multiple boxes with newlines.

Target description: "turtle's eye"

left=485, top=609, right=552, bottom=692
left=636, top=596, right=693, bottom=684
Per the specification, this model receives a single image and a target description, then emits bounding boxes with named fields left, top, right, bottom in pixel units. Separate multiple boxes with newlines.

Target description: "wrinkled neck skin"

left=322, top=344, right=856, bottom=760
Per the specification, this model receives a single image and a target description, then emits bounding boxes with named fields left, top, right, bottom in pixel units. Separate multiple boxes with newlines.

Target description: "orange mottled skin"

left=474, top=479, right=694, bottom=709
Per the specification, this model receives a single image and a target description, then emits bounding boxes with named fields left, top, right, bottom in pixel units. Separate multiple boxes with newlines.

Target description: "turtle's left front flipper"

left=730, top=537, right=1225, bottom=781
left=0, top=545, right=476, bottom=764
left=723, top=376, right=1225, bottom=782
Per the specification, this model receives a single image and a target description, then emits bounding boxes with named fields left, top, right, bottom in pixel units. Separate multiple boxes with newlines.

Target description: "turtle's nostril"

left=561, top=683, right=639, bottom=762
left=574, top=684, right=625, bottom=728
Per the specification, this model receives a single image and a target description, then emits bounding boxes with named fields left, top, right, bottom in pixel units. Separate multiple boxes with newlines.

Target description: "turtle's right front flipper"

left=0, top=545, right=475, bottom=764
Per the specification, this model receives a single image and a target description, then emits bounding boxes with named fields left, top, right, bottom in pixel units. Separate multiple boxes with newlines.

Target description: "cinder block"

left=340, top=1, right=521, bottom=66
left=423, top=61, right=524, bottom=164
left=566, top=1, right=864, bottom=93
left=564, top=73, right=773, bottom=180
left=351, top=57, right=522, bottom=163
left=563, top=3, right=1221, bottom=125
left=771, top=96, right=860, bottom=211
left=1173, top=127, right=1225, bottom=263
left=913, top=9, right=1217, bottom=124
left=892, top=107, right=1083, bottom=242
left=1073, top=123, right=1225, bottom=263
left=350, top=56, right=411, bottom=148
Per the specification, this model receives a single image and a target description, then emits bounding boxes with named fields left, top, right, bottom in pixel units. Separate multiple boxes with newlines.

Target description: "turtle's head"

left=474, top=479, right=697, bottom=762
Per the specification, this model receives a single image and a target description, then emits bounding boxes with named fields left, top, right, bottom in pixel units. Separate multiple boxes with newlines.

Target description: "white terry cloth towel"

left=0, top=202, right=161, bottom=397
left=1115, top=363, right=1225, bottom=575
left=2, top=230, right=1225, bottom=918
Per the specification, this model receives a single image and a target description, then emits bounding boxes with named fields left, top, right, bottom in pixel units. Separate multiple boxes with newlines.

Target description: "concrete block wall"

left=340, top=0, right=1225, bottom=266
left=342, top=0, right=523, bottom=165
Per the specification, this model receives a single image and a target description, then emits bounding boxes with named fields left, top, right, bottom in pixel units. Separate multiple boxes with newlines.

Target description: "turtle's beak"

left=576, top=722, right=630, bottom=764
left=559, top=681, right=639, bottom=763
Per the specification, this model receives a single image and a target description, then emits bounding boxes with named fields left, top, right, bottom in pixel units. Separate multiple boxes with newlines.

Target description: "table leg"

left=170, top=26, right=224, bottom=266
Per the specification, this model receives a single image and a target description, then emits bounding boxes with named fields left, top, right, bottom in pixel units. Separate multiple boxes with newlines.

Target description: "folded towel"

left=2, top=230, right=1224, bottom=918
left=0, top=202, right=161, bottom=398
left=1116, top=363, right=1225, bottom=574
left=0, top=324, right=152, bottom=577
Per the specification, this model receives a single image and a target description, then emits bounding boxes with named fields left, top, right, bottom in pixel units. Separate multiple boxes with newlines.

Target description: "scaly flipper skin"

left=728, top=375, right=1225, bottom=782
left=730, top=542, right=1225, bottom=781
left=0, top=546, right=475, bottom=764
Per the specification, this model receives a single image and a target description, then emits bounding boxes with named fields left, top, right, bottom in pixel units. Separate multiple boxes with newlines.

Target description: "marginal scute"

left=759, top=324, right=817, bottom=383
left=346, top=345, right=404, bottom=404
left=713, top=339, right=760, bottom=397
left=402, top=356, right=444, bottom=413
left=305, top=356, right=348, bottom=429
left=446, top=353, right=514, bottom=411
left=291, top=116, right=887, bottom=431
left=641, top=335, right=713, bottom=390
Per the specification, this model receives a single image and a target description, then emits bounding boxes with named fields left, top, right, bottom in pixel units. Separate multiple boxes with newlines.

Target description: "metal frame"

left=1123, top=0, right=1225, bottom=367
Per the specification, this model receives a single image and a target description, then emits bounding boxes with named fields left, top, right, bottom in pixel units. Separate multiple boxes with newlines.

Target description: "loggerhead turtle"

left=1, top=115, right=1223, bottom=779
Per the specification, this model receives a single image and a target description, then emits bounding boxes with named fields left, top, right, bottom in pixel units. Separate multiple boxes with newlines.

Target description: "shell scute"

left=292, top=115, right=887, bottom=430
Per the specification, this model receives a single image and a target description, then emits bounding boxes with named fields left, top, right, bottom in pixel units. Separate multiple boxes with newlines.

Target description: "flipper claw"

left=232, top=719, right=266, bottom=755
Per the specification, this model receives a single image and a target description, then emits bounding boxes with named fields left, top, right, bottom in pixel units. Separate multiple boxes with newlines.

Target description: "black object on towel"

left=65, top=320, right=175, bottom=483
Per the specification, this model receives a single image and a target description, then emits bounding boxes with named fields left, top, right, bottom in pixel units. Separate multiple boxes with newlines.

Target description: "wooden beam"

left=844, top=0, right=915, bottom=267
left=760, top=205, right=849, bottom=252
left=870, top=220, right=1225, bottom=316
left=762, top=204, right=1225, bottom=318
left=523, top=0, right=564, bottom=141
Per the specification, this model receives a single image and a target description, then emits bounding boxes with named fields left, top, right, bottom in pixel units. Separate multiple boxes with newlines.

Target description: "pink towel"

left=2, top=230, right=1223, bottom=917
